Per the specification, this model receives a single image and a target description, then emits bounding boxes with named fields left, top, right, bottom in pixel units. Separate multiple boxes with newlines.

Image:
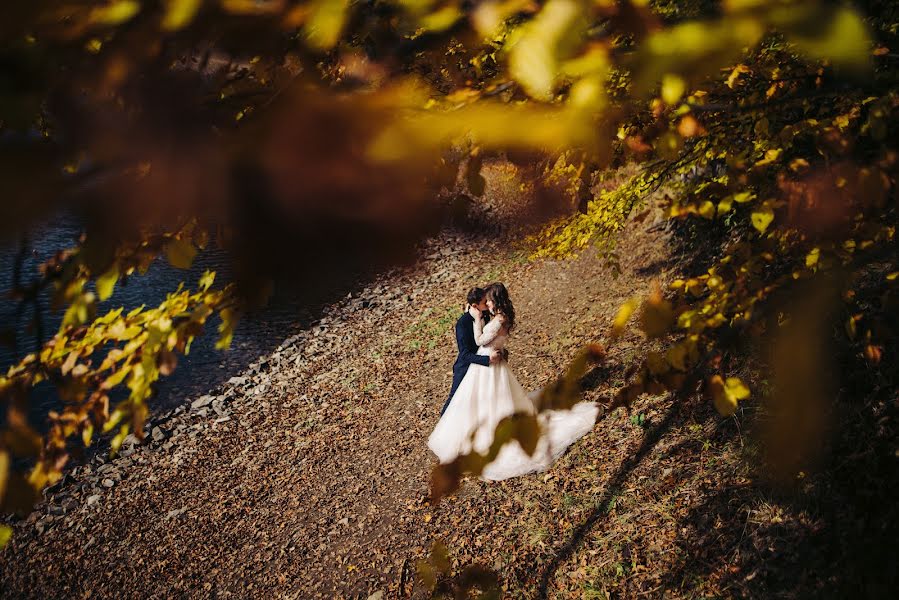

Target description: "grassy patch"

left=405, top=304, right=459, bottom=351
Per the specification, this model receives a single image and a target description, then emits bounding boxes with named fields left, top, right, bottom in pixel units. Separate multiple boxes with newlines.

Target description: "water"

left=0, top=213, right=329, bottom=424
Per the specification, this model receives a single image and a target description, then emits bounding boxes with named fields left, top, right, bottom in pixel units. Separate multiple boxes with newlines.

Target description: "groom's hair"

left=466, top=287, right=486, bottom=306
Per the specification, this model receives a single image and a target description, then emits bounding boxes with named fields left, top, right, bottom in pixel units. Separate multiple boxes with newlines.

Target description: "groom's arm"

left=457, top=319, right=490, bottom=367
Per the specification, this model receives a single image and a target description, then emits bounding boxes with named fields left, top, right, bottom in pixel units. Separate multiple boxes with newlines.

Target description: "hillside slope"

left=2, top=182, right=886, bottom=598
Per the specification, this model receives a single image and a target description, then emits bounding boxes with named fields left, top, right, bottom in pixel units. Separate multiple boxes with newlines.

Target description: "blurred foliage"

left=0, top=0, right=897, bottom=566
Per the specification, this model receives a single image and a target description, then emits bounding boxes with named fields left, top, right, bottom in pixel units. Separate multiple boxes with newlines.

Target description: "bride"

left=428, top=282, right=599, bottom=481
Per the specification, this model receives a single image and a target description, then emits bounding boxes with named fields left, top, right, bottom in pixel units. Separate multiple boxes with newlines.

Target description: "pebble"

left=86, top=495, right=101, bottom=507
left=191, top=395, right=214, bottom=410
left=101, top=478, right=115, bottom=488
left=166, top=507, right=187, bottom=520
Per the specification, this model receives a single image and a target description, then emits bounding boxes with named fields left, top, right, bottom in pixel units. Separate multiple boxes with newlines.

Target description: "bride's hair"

left=486, top=282, right=515, bottom=330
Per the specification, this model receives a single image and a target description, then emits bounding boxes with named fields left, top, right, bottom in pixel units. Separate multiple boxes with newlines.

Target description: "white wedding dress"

left=428, top=314, right=599, bottom=481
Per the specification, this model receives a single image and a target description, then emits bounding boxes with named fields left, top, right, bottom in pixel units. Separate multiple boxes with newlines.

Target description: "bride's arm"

left=474, top=315, right=504, bottom=346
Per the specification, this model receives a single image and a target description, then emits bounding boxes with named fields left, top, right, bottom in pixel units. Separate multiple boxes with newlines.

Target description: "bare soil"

left=1, top=166, right=894, bottom=599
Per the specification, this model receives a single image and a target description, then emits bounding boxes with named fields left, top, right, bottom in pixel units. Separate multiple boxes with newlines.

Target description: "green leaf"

left=165, top=238, right=197, bottom=270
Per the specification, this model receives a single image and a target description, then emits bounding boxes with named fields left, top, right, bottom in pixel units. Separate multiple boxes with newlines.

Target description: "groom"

left=440, top=287, right=502, bottom=416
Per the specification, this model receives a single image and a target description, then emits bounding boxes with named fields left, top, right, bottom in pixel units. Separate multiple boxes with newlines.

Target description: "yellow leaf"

left=96, top=263, right=118, bottom=301
left=508, top=0, right=584, bottom=101
left=724, top=377, right=750, bottom=400
left=221, top=0, right=283, bottom=15
left=0, top=450, right=8, bottom=503
left=755, top=148, right=782, bottom=167
left=726, top=64, right=751, bottom=88
left=216, top=307, right=238, bottom=350
left=697, top=200, right=715, bottom=220
left=90, top=1, right=141, bottom=26
left=783, top=6, right=871, bottom=72
left=708, top=375, right=733, bottom=416
left=0, top=525, right=10, bottom=550
left=419, top=6, right=462, bottom=32
left=103, top=408, right=125, bottom=433
left=661, top=73, right=686, bottom=105
left=198, top=270, right=216, bottom=292
left=805, top=247, right=820, bottom=268
left=709, top=375, right=749, bottom=417
left=666, top=343, right=689, bottom=371
left=639, top=284, right=674, bottom=338
left=161, top=0, right=203, bottom=31
left=646, top=351, right=669, bottom=376
left=732, top=191, right=755, bottom=204
left=102, top=365, right=131, bottom=390
left=165, top=238, right=197, bottom=269
left=611, top=297, right=639, bottom=339
left=751, top=203, right=775, bottom=233
left=717, top=196, right=733, bottom=215
left=110, top=425, right=130, bottom=456
left=82, top=424, right=94, bottom=447
left=304, top=0, right=350, bottom=50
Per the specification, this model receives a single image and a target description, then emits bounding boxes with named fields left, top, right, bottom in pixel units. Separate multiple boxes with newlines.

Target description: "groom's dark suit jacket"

left=440, top=312, right=490, bottom=416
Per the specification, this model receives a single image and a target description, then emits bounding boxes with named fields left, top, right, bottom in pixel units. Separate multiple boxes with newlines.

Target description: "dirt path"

left=4, top=182, right=767, bottom=599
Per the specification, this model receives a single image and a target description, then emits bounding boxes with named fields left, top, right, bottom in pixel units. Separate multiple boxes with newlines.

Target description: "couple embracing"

left=428, top=283, right=598, bottom=481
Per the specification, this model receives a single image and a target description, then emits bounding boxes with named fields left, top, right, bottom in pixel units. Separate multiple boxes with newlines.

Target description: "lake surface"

left=0, top=213, right=354, bottom=425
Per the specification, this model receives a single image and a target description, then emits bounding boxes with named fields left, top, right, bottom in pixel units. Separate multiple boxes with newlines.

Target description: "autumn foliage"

left=1, top=1, right=897, bottom=570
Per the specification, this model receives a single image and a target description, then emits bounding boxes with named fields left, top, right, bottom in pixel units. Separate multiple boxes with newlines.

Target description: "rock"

left=367, top=592, right=384, bottom=600
left=48, top=505, right=65, bottom=516
left=123, top=433, right=140, bottom=447
left=151, top=426, right=166, bottom=442
left=191, top=395, right=214, bottom=410
left=338, top=517, right=349, bottom=526
left=166, top=507, right=187, bottom=520
left=228, top=376, right=248, bottom=386
left=101, top=478, right=115, bottom=488
left=87, top=494, right=101, bottom=507
left=214, top=416, right=231, bottom=424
